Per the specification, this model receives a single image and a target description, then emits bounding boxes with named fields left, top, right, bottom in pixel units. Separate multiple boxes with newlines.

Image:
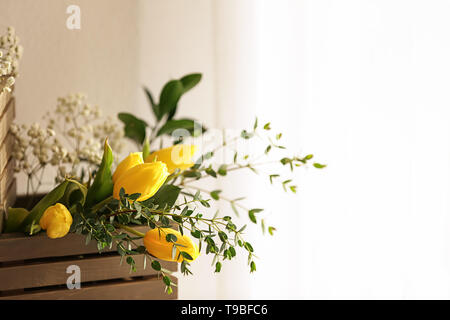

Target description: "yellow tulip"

left=143, top=228, right=199, bottom=262
left=112, top=152, right=144, bottom=183
left=39, top=203, right=73, bottom=239
left=113, top=161, right=169, bottom=201
left=145, top=145, right=198, bottom=174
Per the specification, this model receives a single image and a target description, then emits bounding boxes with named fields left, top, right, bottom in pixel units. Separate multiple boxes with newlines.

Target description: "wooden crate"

left=0, top=225, right=178, bottom=299
left=0, top=179, right=16, bottom=234
left=0, top=86, right=15, bottom=235
left=0, top=84, right=12, bottom=116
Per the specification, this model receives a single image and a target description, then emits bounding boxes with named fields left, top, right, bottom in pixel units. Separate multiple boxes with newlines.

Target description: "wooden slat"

left=0, top=225, right=149, bottom=262
left=0, top=159, right=14, bottom=203
left=0, top=179, right=16, bottom=234
left=0, top=275, right=177, bottom=300
left=0, top=133, right=13, bottom=175
left=0, top=254, right=177, bottom=291
left=0, top=98, right=15, bottom=145
left=0, top=84, right=12, bottom=116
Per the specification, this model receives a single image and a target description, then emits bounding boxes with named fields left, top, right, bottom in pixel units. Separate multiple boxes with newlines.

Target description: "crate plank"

left=0, top=133, right=13, bottom=175
left=0, top=275, right=177, bottom=300
left=0, top=179, right=16, bottom=234
left=0, top=98, right=15, bottom=146
left=0, top=254, right=177, bottom=291
left=0, top=225, right=148, bottom=262
left=0, top=158, right=14, bottom=203
left=0, top=85, right=12, bottom=116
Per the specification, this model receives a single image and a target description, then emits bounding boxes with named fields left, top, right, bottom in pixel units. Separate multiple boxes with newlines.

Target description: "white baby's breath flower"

left=13, top=90, right=125, bottom=187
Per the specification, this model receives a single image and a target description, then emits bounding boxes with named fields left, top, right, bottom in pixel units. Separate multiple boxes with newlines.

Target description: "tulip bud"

left=113, top=161, right=169, bottom=201
left=112, top=152, right=144, bottom=183
left=143, top=228, right=199, bottom=262
left=39, top=203, right=73, bottom=239
left=145, top=145, right=197, bottom=174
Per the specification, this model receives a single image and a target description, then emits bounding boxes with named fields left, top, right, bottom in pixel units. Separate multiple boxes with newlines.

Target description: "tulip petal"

left=113, top=161, right=169, bottom=202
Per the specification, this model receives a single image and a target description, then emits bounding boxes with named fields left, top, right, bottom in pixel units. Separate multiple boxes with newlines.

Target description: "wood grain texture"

left=0, top=98, right=15, bottom=146
left=0, top=275, right=178, bottom=300
left=0, top=158, right=14, bottom=203
left=0, top=225, right=148, bottom=262
left=0, top=133, right=13, bottom=175
left=0, top=178, right=16, bottom=235
left=0, top=85, right=12, bottom=116
left=0, top=254, right=176, bottom=291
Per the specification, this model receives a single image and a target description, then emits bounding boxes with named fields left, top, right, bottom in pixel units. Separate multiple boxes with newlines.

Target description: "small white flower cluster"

left=0, top=27, right=23, bottom=93
left=11, top=93, right=125, bottom=184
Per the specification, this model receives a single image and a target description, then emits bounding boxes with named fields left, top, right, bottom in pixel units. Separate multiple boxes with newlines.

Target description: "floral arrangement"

left=2, top=29, right=325, bottom=294
left=0, top=27, right=22, bottom=93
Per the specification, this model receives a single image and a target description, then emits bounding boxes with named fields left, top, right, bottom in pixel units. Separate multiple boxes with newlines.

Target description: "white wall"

left=1, top=0, right=141, bottom=193
left=137, top=0, right=218, bottom=299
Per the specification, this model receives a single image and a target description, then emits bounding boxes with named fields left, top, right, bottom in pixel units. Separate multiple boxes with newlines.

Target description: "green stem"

left=91, top=195, right=114, bottom=213
left=116, top=223, right=146, bottom=238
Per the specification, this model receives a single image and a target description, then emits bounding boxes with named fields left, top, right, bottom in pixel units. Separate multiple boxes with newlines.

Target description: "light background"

left=2, top=0, right=450, bottom=299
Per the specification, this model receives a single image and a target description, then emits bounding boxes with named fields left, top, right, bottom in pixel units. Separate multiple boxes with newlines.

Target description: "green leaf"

left=142, top=138, right=151, bottom=159
left=182, top=170, right=202, bottom=179
left=151, top=260, right=162, bottom=271
left=282, top=180, right=292, bottom=192
left=205, top=168, right=217, bottom=178
left=241, top=130, right=254, bottom=139
left=253, top=117, right=258, bottom=130
left=63, top=178, right=88, bottom=208
left=159, top=80, right=184, bottom=120
left=313, top=163, right=327, bottom=169
left=218, top=165, right=227, bottom=176
left=268, top=226, right=276, bottom=236
left=180, top=73, right=202, bottom=93
left=118, top=112, right=148, bottom=145
left=142, top=184, right=181, bottom=208
left=229, top=246, right=236, bottom=257
left=143, top=86, right=160, bottom=120
left=215, top=261, right=222, bottom=273
left=85, top=140, right=114, bottom=208
left=244, top=242, right=254, bottom=253
left=250, top=261, right=256, bottom=273
left=163, top=276, right=171, bottom=286
left=180, top=251, right=194, bottom=261
left=210, top=190, right=221, bottom=200
left=156, top=118, right=205, bottom=137
left=4, top=208, right=29, bottom=233
left=248, top=211, right=257, bottom=224
left=126, top=256, right=135, bottom=266
left=166, top=233, right=178, bottom=243
left=248, top=208, right=263, bottom=224
left=218, top=231, right=228, bottom=242
left=269, top=174, right=279, bottom=184
left=191, top=229, right=202, bottom=239
left=19, top=180, right=70, bottom=235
